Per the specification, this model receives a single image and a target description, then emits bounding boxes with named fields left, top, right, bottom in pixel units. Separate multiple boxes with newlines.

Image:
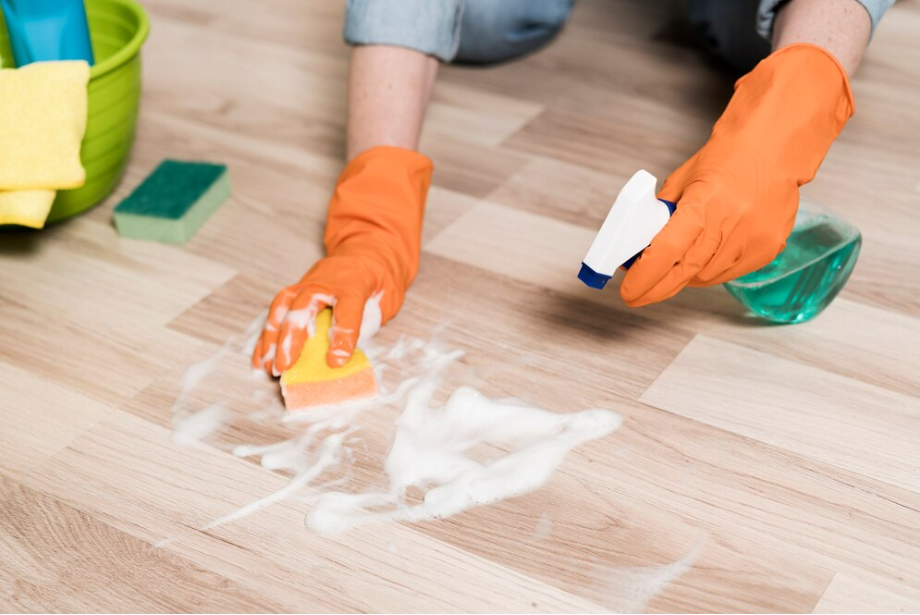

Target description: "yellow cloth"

left=0, top=190, right=56, bottom=228
left=0, top=61, right=89, bottom=228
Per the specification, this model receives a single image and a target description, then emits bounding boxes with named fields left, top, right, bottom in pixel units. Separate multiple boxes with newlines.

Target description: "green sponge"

left=113, top=160, right=231, bottom=244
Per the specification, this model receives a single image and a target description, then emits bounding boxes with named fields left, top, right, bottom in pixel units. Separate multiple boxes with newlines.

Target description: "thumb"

left=620, top=201, right=705, bottom=304
left=621, top=180, right=721, bottom=307
left=327, top=293, right=365, bottom=368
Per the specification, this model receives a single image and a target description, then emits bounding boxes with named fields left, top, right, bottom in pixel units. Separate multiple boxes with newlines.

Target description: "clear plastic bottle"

left=723, top=200, right=861, bottom=324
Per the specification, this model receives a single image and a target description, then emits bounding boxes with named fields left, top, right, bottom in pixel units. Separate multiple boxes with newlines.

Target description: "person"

left=252, top=0, right=893, bottom=376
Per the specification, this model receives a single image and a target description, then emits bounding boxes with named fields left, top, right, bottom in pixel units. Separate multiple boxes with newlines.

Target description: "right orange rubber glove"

left=252, top=146, right=433, bottom=375
left=620, top=43, right=854, bottom=307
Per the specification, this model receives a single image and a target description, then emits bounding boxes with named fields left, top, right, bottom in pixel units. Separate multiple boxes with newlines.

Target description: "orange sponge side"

left=282, top=367, right=378, bottom=410
left=280, top=309, right=378, bottom=410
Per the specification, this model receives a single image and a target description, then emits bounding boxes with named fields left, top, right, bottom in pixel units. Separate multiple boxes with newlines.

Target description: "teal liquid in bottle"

left=724, top=201, right=861, bottom=324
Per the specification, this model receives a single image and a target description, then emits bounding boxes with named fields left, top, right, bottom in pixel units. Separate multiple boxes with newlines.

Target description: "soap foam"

left=593, top=539, right=703, bottom=613
left=171, top=403, right=230, bottom=447
left=170, top=337, right=235, bottom=445
left=163, top=316, right=704, bottom=610
left=532, top=513, right=553, bottom=540
left=306, top=381, right=622, bottom=535
left=170, top=319, right=622, bottom=539
left=357, top=292, right=383, bottom=346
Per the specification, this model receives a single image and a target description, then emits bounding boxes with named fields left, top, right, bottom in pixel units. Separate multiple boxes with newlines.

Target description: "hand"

left=621, top=44, right=854, bottom=307
left=252, top=146, right=433, bottom=375
left=251, top=253, right=387, bottom=376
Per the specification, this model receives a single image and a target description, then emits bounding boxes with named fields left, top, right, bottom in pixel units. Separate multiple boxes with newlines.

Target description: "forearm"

left=772, top=0, right=871, bottom=75
left=347, top=45, right=438, bottom=160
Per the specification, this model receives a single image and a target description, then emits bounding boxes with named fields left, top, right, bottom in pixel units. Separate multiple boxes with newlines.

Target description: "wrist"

left=330, top=238, right=420, bottom=283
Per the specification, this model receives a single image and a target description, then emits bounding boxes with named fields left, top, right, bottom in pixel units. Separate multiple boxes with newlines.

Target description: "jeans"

left=344, top=0, right=893, bottom=72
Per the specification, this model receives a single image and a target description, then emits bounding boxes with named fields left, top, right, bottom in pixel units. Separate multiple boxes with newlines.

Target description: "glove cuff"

left=324, top=146, right=434, bottom=287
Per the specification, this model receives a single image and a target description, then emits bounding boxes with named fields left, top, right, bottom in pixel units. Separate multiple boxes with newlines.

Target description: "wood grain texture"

left=641, top=335, right=920, bottom=493
left=0, top=363, right=110, bottom=481
left=813, top=574, right=920, bottom=614
left=2, top=0, right=919, bottom=612
left=0, top=476, right=284, bottom=613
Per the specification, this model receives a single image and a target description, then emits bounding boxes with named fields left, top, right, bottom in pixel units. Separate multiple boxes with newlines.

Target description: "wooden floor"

left=3, top=0, right=920, bottom=612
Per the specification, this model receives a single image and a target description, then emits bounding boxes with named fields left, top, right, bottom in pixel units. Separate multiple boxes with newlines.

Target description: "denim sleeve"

left=757, top=0, right=896, bottom=40
left=343, top=0, right=464, bottom=62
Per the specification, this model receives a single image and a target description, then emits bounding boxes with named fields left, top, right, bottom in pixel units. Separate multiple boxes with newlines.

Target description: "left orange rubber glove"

left=621, top=43, right=854, bottom=307
left=252, top=146, right=433, bottom=375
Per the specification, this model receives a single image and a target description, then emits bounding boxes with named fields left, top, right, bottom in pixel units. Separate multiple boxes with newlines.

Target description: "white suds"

left=281, top=334, right=293, bottom=366
left=593, top=538, right=704, bottom=613
left=153, top=537, right=177, bottom=548
left=532, top=513, right=553, bottom=540
left=171, top=403, right=230, bottom=446
left=306, top=382, right=621, bottom=535
left=357, top=292, right=383, bottom=346
left=170, top=337, right=234, bottom=445
left=202, top=430, right=349, bottom=531
left=161, top=315, right=700, bottom=611
left=169, top=317, right=622, bottom=540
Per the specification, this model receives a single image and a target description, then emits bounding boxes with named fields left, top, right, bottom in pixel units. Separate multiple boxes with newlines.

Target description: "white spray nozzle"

left=578, top=170, right=674, bottom=289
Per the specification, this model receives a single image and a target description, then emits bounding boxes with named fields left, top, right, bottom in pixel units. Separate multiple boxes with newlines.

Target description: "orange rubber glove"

left=252, top=146, right=433, bottom=375
left=620, top=43, right=854, bottom=307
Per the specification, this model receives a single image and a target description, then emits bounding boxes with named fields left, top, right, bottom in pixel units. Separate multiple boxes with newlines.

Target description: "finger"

left=266, top=287, right=297, bottom=330
left=251, top=330, right=279, bottom=374
left=622, top=230, right=721, bottom=306
left=657, top=152, right=699, bottom=203
left=275, top=291, right=329, bottom=374
left=254, top=289, right=297, bottom=375
left=694, top=243, right=745, bottom=285
left=251, top=335, right=264, bottom=371
left=692, top=267, right=743, bottom=287
left=620, top=202, right=707, bottom=303
left=695, top=237, right=786, bottom=287
left=261, top=337, right=278, bottom=374
left=327, top=293, right=365, bottom=368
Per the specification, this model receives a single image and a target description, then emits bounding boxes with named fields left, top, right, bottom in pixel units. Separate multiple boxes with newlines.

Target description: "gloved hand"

left=252, top=146, right=433, bottom=375
left=620, top=43, right=854, bottom=307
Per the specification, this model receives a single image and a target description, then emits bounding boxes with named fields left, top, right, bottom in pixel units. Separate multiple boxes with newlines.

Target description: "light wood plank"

left=485, top=156, right=631, bottom=227
left=2, top=0, right=920, bottom=611
left=0, top=294, right=205, bottom=408
left=813, top=574, right=920, bottom=614
left=0, top=476, right=284, bottom=613
left=0, top=217, right=237, bottom=329
left=641, top=335, right=920, bottom=494
left=427, top=82, right=545, bottom=148
left=0, top=364, right=109, bottom=481
left=23, top=411, right=609, bottom=613
left=426, top=197, right=920, bottom=399
left=425, top=200, right=595, bottom=298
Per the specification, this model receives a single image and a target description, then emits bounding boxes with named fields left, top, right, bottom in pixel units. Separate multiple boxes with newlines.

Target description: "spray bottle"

left=578, top=170, right=675, bottom=289
left=578, top=170, right=861, bottom=323
left=0, top=0, right=94, bottom=67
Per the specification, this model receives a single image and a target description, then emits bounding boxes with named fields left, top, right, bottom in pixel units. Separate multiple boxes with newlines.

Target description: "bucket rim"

left=87, top=0, right=149, bottom=80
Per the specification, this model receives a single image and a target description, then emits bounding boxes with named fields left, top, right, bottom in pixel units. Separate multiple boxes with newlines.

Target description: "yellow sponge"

left=281, top=309, right=378, bottom=410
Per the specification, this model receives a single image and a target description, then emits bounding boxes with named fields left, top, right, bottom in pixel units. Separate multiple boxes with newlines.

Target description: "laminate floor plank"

left=3, top=0, right=919, bottom=611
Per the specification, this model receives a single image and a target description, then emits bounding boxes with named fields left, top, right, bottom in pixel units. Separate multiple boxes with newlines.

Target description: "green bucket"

left=0, top=0, right=149, bottom=223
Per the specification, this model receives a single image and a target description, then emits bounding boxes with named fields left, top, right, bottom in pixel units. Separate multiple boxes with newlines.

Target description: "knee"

left=455, top=0, right=574, bottom=65
left=344, top=0, right=464, bottom=63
